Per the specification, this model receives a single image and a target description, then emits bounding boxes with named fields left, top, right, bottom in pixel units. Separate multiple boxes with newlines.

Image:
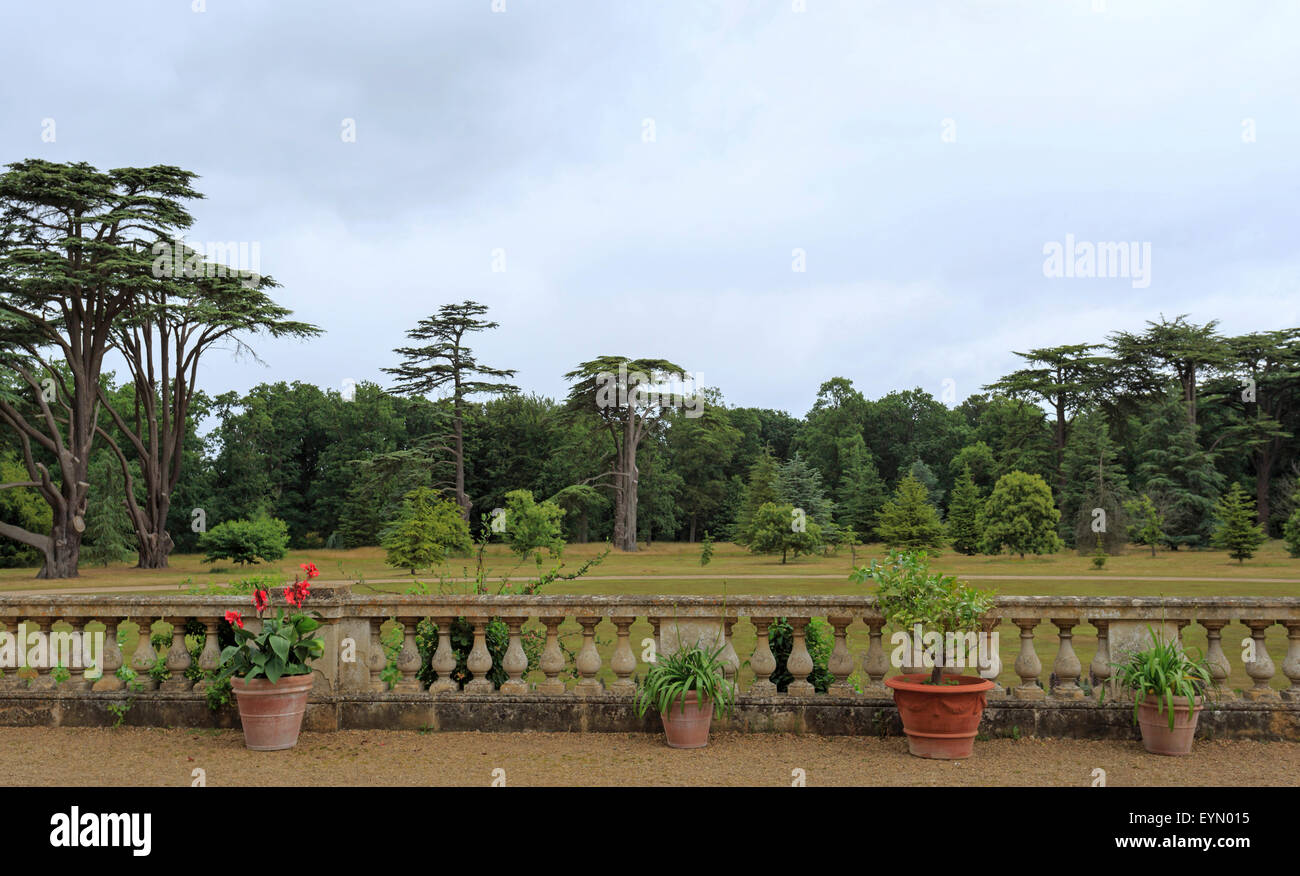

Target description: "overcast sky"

left=3, top=0, right=1297, bottom=416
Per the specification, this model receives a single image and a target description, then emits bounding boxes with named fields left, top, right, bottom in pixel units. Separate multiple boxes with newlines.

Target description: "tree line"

left=3, top=161, right=1299, bottom=575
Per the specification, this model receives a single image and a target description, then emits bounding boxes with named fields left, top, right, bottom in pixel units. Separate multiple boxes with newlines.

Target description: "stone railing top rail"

left=1, top=590, right=1298, bottom=622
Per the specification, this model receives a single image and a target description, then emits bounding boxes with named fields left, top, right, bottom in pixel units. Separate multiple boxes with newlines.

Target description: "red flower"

left=300, top=562, right=319, bottom=579
left=253, top=589, right=269, bottom=612
left=224, top=610, right=244, bottom=629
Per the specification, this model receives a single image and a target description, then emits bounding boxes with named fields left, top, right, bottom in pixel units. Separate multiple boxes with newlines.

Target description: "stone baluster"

left=130, top=618, right=159, bottom=690
left=574, top=617, right=603, bottom=696
left=393, top=617, right=423, bottom=693
left=537, top=617, right=567, bottom=695
left=62, top=617, right=91, bottom=691
left=366, top=618, right=389, bottom=692
left=1088, top=619, right=1111, bottom=700
left=1281, top=621, right=1300, bottom=703
left=93, top=619, right=124, bottom=692
left=979, top=616, right=1004, bottom=697
left=1201, top=620, right=1233, bottom=699
left=430, top=618, right=460, bottom=694
left=861, top=619, right=889, bottom=696
left=161, top=617, right=194, bottom=691
left=194, top=620, right=222, bottom=693
left=465, top=617, right=494, bottom=694
left=1012, top=618, right=1044, bottom=700
left=748, top=617, right=777, bottom=695
left=27, top=618, right=54, bottom=690
left=828, top=616, right=856, bottom=696
left=1243, top=620, right=1279, bottom=701
left=1050, top=618, right=1084, bottom=699
left=500, top=618, right=530, bottom=695
left=717, top=618, right=740, bottom=690
left=608, top=616, right=636, bottom=696
left=787, top=617, right=815, bottom=696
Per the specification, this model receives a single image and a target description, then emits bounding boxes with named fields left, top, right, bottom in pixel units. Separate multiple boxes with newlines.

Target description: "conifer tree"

left=1211, top=483, right=1267, bottom=563
left=946, top=465, right=984, bottom=555
left=876, top=473, right=945, bottom=552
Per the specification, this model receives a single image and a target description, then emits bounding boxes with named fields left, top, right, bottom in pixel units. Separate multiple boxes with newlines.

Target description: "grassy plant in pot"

left=852, top=550, right=996, bottom=760
left=216, top=563, right=325, bottom=750
left=1109, top=628, right=1213, bottom=756
left=634, top=637, right=735, bottom=749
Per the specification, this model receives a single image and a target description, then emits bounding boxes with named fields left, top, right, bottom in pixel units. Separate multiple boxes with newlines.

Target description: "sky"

left=2, top=0, right=1298, bottom=417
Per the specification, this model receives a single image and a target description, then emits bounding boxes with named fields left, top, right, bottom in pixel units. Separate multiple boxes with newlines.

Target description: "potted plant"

left=634, top=637, right=735, bottom=749
left=216, top=562, right=325, bottom=750
left=1109, top=628, right=1213, bottom=756
left=852, top=550, right=996, bottom=759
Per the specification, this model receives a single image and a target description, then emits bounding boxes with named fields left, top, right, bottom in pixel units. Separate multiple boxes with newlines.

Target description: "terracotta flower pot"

left=231, top=674, right=314, bottom=750
left=1135, top=696, right=1203, bottom=756
left=660, top=691, right=714, bottom=749
left=885, top=673, right=994, bottom=760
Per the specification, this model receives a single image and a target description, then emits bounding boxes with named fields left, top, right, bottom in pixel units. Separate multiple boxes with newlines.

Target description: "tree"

left=745, top=501, right=823, bottom=563
left=501, top=488, right=565, bottom=563
left=0, top=450, right=49, bottom=567
left=0, top=160, right=200, bottom=577
left=950, top=441, right=998, bottom=492
left=666, top=391, right=740, bottom=541
left=1283, top=505, right=1300, bottom=558
left=1132, top=388, right=1223, bottom=548
left=80, top=451, right=136, bottom=567
left=1124, top=494, right=1166, bottom=557
left=835, top=434, right=886, bottom=541
left=732, top=445, right=782, bottom=544
left=384, top=301, right=518, bottom=520
left=199, top=514, right=290, bottom=566
left=99, top=240, right=319, bottom=568
left=876, top=473, right=945, bottom=552
left=564, top=356, right=686, bottom=552
left=380, top=487, right=471, bottom=573
left=981, top=471, right=1064, bottom=558
left=777, top=451, right=836, bottom=538
left=549, top=484, right=606, bottom=544
left=906, top=458, right=945, bottom=509
left=1058, top=408, right=1130, bottom=552
left=985, top=344, right=1112, bottom=497
left=1109, top=314, right=1228, bottom=425
left=1211, top=483, right=1267, bottom=563
left=946, top=465, right=984, bottom=555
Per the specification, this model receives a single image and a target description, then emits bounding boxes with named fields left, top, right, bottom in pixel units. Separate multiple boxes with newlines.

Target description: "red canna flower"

left=253, top=589, right=269, bottom=613
left=300, top=562, right=319, bottom=579
left=224, top=610, right=244, bottom=629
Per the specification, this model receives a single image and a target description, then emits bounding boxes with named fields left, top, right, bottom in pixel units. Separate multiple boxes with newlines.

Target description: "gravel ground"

left=2, top=728, right=1297, bottom=786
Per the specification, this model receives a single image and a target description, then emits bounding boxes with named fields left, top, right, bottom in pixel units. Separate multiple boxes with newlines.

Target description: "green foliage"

left=501, top=488, right=565, bottom=562
left=1108, top=628, right=1213, bottom=731
left=199, top=514, right=289, bottom=565
left=732, top=446, right=782, bottom=543
left=1284, top=506, right=1300, bottom=558
left=1132, top=388, right=1224, bottom=548
left=699, top=531, right=714, bottom=566
left=0, top=450, right=49, bottom=567
left=945, top=465, right=984, bottom=556
left=766, top=617, right=833, bottom=692
left=380, top=486, right=471, bottom=573
left=215, top=582, right=325, bottom=684
left=876, top=473, right=945, bottom=552
left=634, top=638, right=735, bottom=720
left=1124, top=494, right=1166, bottom=557
left=777, top=451, right=837, bottom=538
left=980, top=470, right=1064, bottom=558
left=851, top=549, right=995, bottom=684
left=80, top=451, right=137, bottom=567
left=744, top=501, right=823, bottom=563
left=834, top=434, right=886, bottom=541
left=1210, top=483, right=1267, bottom=563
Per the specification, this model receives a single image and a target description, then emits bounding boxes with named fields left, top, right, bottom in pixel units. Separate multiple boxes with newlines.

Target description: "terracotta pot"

left=885, top=673, right=994, bottom=760
left=231, top=674, right=314, bottom=750
left=1136, top=696, right=1203, bottom=756
left=660, top=691, right=714, bottom=749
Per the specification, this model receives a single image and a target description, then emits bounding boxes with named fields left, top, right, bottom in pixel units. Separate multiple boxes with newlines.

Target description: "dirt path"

left=1, top=727, right=1295, bottom=786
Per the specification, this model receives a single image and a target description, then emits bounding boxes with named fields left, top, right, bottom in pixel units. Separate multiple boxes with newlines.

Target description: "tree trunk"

left=577, top=511, right=589, bottom=544
left=689, top=514, right=697, bottom=543
left=619, top=417, right=639, bottom=552
left=36, top=517, right=82, bottom=579
left=1255, top=440, right=1278, bottom=529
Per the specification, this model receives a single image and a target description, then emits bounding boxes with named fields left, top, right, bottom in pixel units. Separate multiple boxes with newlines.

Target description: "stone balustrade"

left=1, top=590, right=1298, bottom=737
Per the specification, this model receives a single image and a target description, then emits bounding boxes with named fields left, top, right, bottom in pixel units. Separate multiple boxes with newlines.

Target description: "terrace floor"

left=3, top=727, right=1297, bottom=786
